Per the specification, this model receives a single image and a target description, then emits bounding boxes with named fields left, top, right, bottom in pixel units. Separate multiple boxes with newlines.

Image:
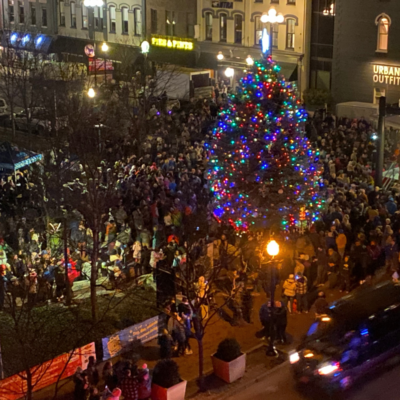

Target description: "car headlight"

left=318, top=362, right=340, bottom=375
left=289, top=352, right=300, bottom=364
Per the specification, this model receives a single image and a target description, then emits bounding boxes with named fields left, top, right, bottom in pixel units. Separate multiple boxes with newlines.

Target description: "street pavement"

left=227, top=360, right=400, bottom=400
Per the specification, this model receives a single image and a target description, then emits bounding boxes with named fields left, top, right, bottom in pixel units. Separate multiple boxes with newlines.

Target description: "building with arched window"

left=331, top=0, right=400, bottom=106
left=196, top=0, right=310, bottom=94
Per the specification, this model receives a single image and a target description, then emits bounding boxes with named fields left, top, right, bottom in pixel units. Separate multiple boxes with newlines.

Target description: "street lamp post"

left=225, top=67, right=234, bottom=89
left=261, top=9, right=284, bottom=57
left=101, top=42, right=108, bottom=83
left=266, top=239, right=280, bottom=357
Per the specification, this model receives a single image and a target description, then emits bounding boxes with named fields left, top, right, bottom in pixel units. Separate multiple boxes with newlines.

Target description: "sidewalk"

left=34, top=284, right=344, bottom=400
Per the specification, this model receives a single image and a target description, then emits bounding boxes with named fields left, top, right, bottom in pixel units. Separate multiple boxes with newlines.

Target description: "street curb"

left=186, top=342, right=290, bottom=399
left=217, top=360, right=289, bottom=400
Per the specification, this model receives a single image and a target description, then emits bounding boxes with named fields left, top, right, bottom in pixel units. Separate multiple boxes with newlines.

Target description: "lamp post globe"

left=217, top=51, right=224, bottom=61
left=101, top=42, right=109, bottom=52
left=246, top=55, right=254, bottom=66
left=225, top=67, right=234, bottom=78
left=87, top=87, right=96, bottom=98
left=267, top=240, right=279, bottom=257
left=141, top=40, right=150, bottom=54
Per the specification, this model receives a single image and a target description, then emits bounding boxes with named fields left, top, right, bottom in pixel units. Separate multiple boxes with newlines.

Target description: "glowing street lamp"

left=87, top=87, right=96, bottom=98
left=261, top=8, right=284, bottom=24
left=141, top=40, right=150, bottom=55
left=225, top=67, right=234, bottom=78
left=217, top=51, right=224, bottom=61
left=246, top=55, right=254, bottom=66
left=260, top=9, right=284, bottom=57
left=266, top=240, right=280, bottom=257
left=101, top=42, right=109, bottom=52
left=265, top=238, right=280, bottom=357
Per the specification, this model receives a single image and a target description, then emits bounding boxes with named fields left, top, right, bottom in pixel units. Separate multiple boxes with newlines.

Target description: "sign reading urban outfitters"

left=373, top=64, right=400, bottom=85
left=151, top=36, right=194, bottom=51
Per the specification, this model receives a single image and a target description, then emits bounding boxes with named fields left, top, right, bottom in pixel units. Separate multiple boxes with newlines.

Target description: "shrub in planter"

left=212, top=338, right=246, bottom=383
left=214, top=338, right=242, bottom=362
left=152, top=359, right=181, bottom=388
left=151, top=359, right=187, bottom=400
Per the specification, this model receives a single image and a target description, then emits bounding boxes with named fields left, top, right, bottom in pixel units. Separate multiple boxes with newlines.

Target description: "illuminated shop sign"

left=151, top=36, right=194, bottom=51
left=373, top=64, right=400, bottom=85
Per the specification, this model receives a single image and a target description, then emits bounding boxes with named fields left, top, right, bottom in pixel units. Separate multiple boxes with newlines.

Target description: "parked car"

left=0, top=98, right=8, bottom=115
left=13, top=108, right=67, bottom=135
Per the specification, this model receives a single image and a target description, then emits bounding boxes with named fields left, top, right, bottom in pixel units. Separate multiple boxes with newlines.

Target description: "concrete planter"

left=151, top=380, right=187, bottom=400
left=211, top=353, right=246, bottom=383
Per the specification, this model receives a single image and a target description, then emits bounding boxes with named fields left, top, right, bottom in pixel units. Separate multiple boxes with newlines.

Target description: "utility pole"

left=376, top=96, right=386, bottom=188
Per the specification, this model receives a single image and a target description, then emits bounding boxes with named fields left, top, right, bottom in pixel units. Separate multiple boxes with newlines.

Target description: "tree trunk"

left=90, top=226, right=99, bottom=322
left=63, top=218, right=72, bottom=306
left=197, top=338, right=205, bottom=391
left=26, top=369, right=33, bottom=400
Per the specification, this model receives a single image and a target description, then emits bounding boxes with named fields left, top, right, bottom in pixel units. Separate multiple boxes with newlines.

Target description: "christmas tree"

left=208, top=56, right=324, bottom=232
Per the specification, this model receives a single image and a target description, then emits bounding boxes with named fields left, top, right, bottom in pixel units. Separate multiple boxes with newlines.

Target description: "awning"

left=279, top=62, right=298, bottom=82
left=0, top=142, right=42, bottom=173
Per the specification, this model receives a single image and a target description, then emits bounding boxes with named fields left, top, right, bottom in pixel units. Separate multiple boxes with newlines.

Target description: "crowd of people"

left=3, top=83, right=400, bottom=397
left=0, top=96, right=220, bottom=309
left=73, top=356, right=151, bottom=400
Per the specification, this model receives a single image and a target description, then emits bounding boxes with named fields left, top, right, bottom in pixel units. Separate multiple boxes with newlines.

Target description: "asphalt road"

left=230, top=361, right=400, bottom=400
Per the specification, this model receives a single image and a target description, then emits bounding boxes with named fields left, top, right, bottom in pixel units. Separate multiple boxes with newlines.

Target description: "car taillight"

left=318, top=362, right=340, bottom=375
left=289, top=352, right=300, bottom=364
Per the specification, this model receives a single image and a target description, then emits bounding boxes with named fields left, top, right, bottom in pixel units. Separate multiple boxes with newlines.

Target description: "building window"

left=30, top=3, right=36, bottom=25
left=254, top=16, right=262, bottom=46
left=59, top=0, right=65, bottom=26
left=9, top=0, right=14, bottom=23
left=134, top=8, right=141, bottom=35
left=374, top=88, right=385, bottom=104
left=272, top=23, right=278, bottom=47
left=205, top=12, right=213, bottom=40
left=220, top=13, right=227, bottom=42
left=287, top=0, right=295, bottom=4
left=377, top=16, right=389, bottom=52
left=151, top=9, right=157, bottom=34
left=94, top=5, right=103, bottom=30
left=82, top=4, right=88, bottom=29
left=109, top=5, right=116, bottom=32
left=70, top=1, right=76, bottom=28
left=18, top=1, right=24, bottom=23
left=234, top=14, right=242, bottom=44
left=286, top=18, right=295, bottom=49
left=255, top=0, right=263, bottom=3
left=121, top=7, right=128, bottom=34
left=42, top=6, right=47, bottom=27
left=187, top=12, right=194, bottom=38
left=166, top=10, right=175, bottom=36
left=270, top=0, right=278, bottom=3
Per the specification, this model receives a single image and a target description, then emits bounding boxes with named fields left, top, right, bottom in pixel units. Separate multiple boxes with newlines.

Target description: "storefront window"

left=94, top=6, right=103, bottom=30
left=121, top=7, right=128, bottom=34
left=272, top=23, right=278, bottom=47
left=134, top=8, right=141, bottom=36
left=377, top=17, right=389, bottom=52
left=109, top=5, right=116, bottom=33
left=286, top=18, right=295, bottom=49
left=220, top=13, right=227, bottom=42
left=82, top=4, right=88, bottom=29
left=234, top=15, right=242, bottom=44
left=70, top=1, right=76, bottom=28
left=205, top=12, right=213, bottom=40
left=166, top=10, right=175, bottom=36
left=254, top=16, right=262, bottom=46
